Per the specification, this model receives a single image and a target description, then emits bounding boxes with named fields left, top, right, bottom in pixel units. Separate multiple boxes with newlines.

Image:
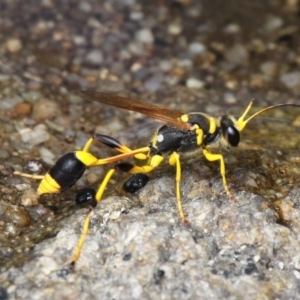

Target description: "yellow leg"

left=76, top=147, right=151, bottom=168
left=119, top=154, right=164, bottom=174
left=13, top=171, right=44, bottom=180
left=71, top=168, right=116, bottom=267
left=70, top=208, right=93, bottom=268
left=70, top=152, right=160, bottom=268
left=82, top=137, right=95, bottom=152
left=202, top=149, right=235, bottom=200
left=169, top=152, right=189, bottom=225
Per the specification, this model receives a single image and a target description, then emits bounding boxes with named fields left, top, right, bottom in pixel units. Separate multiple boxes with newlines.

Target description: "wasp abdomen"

left=38, top=152, right=86, bottom=195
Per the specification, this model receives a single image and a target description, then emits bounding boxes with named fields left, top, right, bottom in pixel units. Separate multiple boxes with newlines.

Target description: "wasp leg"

left=168, top=151, right=189, bottom=225
left=202, top=149, right=235, bottom=200
left=118, top=153, right=189, bottom=224
left=70, top=168, right=116, bottom=268
left=71, top=152, right=161, bottom=267
left=12, top=172, right=44, bottom=180
left=116, top=154, right=164, bottom=174
left=123, top=174, right=150, bottom=193
left=94, top=133, right=148, bottom=160
left=77, top=146, right=151, bottom=167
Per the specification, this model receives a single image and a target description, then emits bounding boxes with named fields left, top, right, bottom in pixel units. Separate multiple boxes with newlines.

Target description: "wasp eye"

left=224, top=125, right=240, bottom=147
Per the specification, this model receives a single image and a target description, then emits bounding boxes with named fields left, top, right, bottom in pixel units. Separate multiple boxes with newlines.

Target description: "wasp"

left=14, top=90, right=300, bottom=268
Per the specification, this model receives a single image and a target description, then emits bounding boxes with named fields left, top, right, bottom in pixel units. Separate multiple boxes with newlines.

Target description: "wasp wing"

left=78, top=90, right=190, bottom=130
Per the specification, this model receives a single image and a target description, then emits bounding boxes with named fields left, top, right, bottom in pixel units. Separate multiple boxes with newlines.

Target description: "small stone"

left=4, top=204, right=31, bottom=227
left=225, top=44, right=249, bottom=66
left=278, top=261, right=285, bottom=270
left=186, top=78, right=204, bottom=89
left=168, top=23, right=182, bottom=35
left=14, top=102, right=32, bottom=116
left=280, top=72, right=300, bottom=88
left=5, top=38, right=23, bottom=53
left=85, top=50, right=103, bottom=65
left=223, top=92, right=237, bottom=104
left=144, top=75, right=163, bottom=92
left=86, top=172, right=100, bottom=184
left=135, top=28, right=154, bottom=43
left=0, top=149, right=9, bottom=159
left=18, top=124, right=50, bottom=147
left=0, top=96, right=23, bottom=110
left=260, top=61, right=277, bottom=77
left=26, top=160, right=43, bottom=173
left=21, top=188, right=39, bottom=206
left=263, top=15, right=283, bottom=33
left=189, top=42, right=206, bottom=54
left=14, top=183, right=32, bottom=191
left=110, top=210, right=121, bottom=220
left=32, top=100, right=60, bottom=122
left=78, top=1, right=92, bottom=12
left=223, top=23, right=241, bottom=34
left=39, top=147, right=56, bottom=166
left=130, top=11, right=144, bottom=21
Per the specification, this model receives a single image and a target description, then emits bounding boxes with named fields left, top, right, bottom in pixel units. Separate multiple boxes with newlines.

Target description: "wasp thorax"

left=220, top=116, right=240, bottom=147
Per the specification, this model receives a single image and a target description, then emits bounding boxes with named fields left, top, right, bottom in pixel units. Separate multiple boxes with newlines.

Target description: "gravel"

left=1, top=0, right=300, bottom=299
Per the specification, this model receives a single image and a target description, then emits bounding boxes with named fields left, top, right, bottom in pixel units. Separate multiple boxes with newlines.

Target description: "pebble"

left=78, top=1, right=92, bottom=12
left=189, top=42, right=207, bottom=54
left=159, top=60, right=173, bottom=72
left=0, top=149, right=9, bottom=159
left=19, top=124, right=50, bottom=147
left=130, top=11, right=144, bottom=21
left=168, top=23, right=182, bottom=35
left=14, top=183, right=32, bottom=192
left=44, top=119, right=65, bottom=133
left=223, top=92, right=237, bottom=104
left=135, top=28, right=154, bottom=43
left=26, top=161, right=43, bottom=173
left=39, top=147, right=55, bottom=166
left=260, top=61, right=277, bottom=77
left=21, top=188, right=39, bottom=206
left=5, top=223, right=21, bottom=236
left=224, top=44, right=249, bottom=66
left=223, top=23, right=241, bottom=34
left=5, top=38, right=23, bottom=53
left=0, top=96, right=23, bottom=109
left=86, top=172, right=100, bottom=184
left=32, top=100, right=61, bottom=122
left=263, top=15, right=283, bottom=33
left=4, top=204, right=31, bottom=227
left=144, top=74, right=163, bottom=92
left=14, top=102, right=32, bottom=116
left=186, top=77, right=204, bottom=89
left=22, top=91, right=43, bottom=103
left=0, top=201, right=6, bottom=216
left=37, top=256, right=59, bottom=276
left=85, top=49, right=103, bottom=65
left=280, top=72, right=300, bottom=88
left=0, top=74, right=10, bottom=81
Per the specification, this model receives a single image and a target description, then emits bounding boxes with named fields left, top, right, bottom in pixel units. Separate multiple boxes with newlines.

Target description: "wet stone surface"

left=1, top=0, right=300, bottom=299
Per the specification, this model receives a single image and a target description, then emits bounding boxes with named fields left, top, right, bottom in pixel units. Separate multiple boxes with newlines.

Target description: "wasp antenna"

left=237, top=102, right=300, bottom=131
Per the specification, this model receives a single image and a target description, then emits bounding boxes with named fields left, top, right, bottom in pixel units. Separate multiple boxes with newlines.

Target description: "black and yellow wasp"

left=13, top=90, right=300, bottom=267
